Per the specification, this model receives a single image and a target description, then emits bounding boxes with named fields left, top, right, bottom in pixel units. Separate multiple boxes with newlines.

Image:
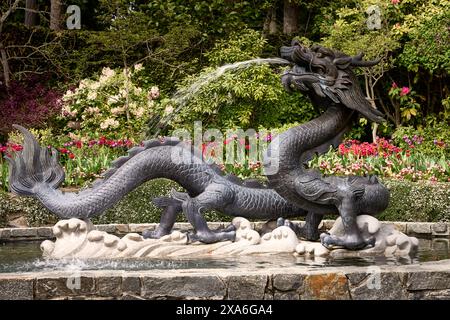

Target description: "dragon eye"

left=313, top=66, right=325, bottom=75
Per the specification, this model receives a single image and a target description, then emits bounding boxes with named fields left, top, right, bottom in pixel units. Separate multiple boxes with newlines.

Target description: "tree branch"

left=0, top=0, right=21, bottom=33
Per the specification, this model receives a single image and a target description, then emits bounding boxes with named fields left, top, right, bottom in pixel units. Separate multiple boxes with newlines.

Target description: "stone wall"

left=0, top=260, right=449, bottom=300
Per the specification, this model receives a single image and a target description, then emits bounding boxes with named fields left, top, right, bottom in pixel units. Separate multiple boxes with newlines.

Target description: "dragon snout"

left=280, top=46, right=296, bottom=61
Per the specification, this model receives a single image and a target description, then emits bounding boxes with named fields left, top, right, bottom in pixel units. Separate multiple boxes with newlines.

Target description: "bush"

left=59, top=66, right=160, bottom=142
left=0, top=179, right=230, bottom=227
left=0, top=192, right=56, bottom=227
left=163, top=29, right=316, bottom=132
left=0, top=204, right=7, bottom=227
left=0, top=76, right=63, bottom=142
left=95, top=179, right=230, bottom=225
left=1, top=178, right=449, bottom=227
left=381, top=179, right=450, bottom=222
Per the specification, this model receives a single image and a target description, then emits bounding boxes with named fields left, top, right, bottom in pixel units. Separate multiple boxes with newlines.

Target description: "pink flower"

left=264, top=133, right=272, bottom=142
left=400, top=87, right=410, bottom=96
left=391, top=82, right=398, bottom=88
left=391, top=0, right=400, bottom=4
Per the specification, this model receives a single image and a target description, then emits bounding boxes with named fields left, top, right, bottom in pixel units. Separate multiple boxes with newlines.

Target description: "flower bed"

left=311, top=137, right=450, bottom=182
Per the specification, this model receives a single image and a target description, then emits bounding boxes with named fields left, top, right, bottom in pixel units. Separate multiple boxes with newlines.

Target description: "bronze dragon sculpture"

left=7, top=41, right=389, bottom=250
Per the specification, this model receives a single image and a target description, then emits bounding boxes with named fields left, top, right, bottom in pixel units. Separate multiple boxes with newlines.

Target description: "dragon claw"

left=320, top=232, right=374, bottom=250
left=214, top=224, right=236, bottom=233
left=187, top=230, right=236, bottom=244
left=142, top=228, right=170, bottom=239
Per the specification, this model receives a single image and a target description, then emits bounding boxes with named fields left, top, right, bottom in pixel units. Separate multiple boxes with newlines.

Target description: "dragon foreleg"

left=171, top=188, right=236, bottom=244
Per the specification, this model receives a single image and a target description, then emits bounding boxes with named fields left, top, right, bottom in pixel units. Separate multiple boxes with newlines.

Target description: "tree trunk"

left=50, top=0, right=63, bottom=31
left=0, top=42, right=10, bottom=89
left=283, top=0, right=299, bottom=35
left=24, top=0, right=38, bottom=27
left=263, top=7, right=278, bottom=35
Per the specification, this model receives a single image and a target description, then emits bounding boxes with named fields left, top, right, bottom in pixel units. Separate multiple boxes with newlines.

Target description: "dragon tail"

left=6, top=125, right=65, bottom=196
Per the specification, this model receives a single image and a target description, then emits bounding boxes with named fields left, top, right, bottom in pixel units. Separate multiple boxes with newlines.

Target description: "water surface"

left=0, top=238, right=448, bottom=274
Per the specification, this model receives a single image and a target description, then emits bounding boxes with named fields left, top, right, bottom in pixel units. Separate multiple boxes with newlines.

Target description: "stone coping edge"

left=0, top=259, right=449, bottom=300
left=0, top=220, right=449, bottom=242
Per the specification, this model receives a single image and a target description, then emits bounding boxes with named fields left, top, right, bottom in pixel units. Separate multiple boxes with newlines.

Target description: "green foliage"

left=143, top=0, right=268, bottom=38
left=2, top=179, right=449, bottom=227
left=0, top=205, right=6, bottom=228
left=95, top=179, right=230, bottom=225
left=0, top=179, right=230, bottom=227
left=0, top=192, right=56, bottom=227
left=396, top=1, right=450, bottom=74
left=204, top=29, right=267, bottom=66
left=388, top=84, right=421, bottom=124
left=61, top=144, right=129, bottom=187
left=62, top=0, right=269, bottom=91
left=0, top=159, right=8, bottom=193
left=167, top=29, right=316, bottom=131
left=319, top=0, right=401, bottom=62
left=381, top=179, right=450, bottom=222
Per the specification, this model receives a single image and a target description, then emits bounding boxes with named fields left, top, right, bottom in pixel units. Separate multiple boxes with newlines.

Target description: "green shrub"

left=94, top=179, right=230, bottom=225
left=0, top=192, right=56, bottom=227
left=0, top=179, right=230, bottom=227
left=380, top=179, right=450, bottom=222
left=59, top=66, right=159, bottom=142
left=0, top=204, right=7, bottom=227
left=165, top=29, right=316, bottom=131
left=1, top=179, right=449, bottom=227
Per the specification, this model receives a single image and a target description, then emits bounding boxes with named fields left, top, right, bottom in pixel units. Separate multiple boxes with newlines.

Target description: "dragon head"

left=280, top=40, right=385, bottom=123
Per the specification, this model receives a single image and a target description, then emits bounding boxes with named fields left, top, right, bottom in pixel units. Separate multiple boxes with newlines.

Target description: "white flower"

left=123, top=68, right=131, bottom=78
left=89, top=81, right=101, bottom=90
left=148, top=86, right=160, bottom=100
left=132, top=107, right=145, bottom=117
left=78, top=80, right=90, bottom=90
left=61, top=105, right=77, bottom=118
left=109, top=119, right=120, bottom=128
left=99, top=67, right=116, bottom=83
left=86, top=107, right=100, bottom=115
left=102, top=67, right=115, bottom=78
left=111, top=107, right=124, bottom=115
left=134, top=86, right=143, bottom=95
left=164, top=105, right=174, bottom=115
left=147, top=100, right=155, bottom=108
left=119, top=88, right=128, bottom=98
left=100, top=121, right=109, bottom=129
left=107, top=95, right=120, bottom=105
left=100, top=118, right=120, bottom=130
left=134, top=63, right=144, bottom=71
left=68, top=132, right=79, bottom=140
left=87, top=91, right=98, bottom=100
